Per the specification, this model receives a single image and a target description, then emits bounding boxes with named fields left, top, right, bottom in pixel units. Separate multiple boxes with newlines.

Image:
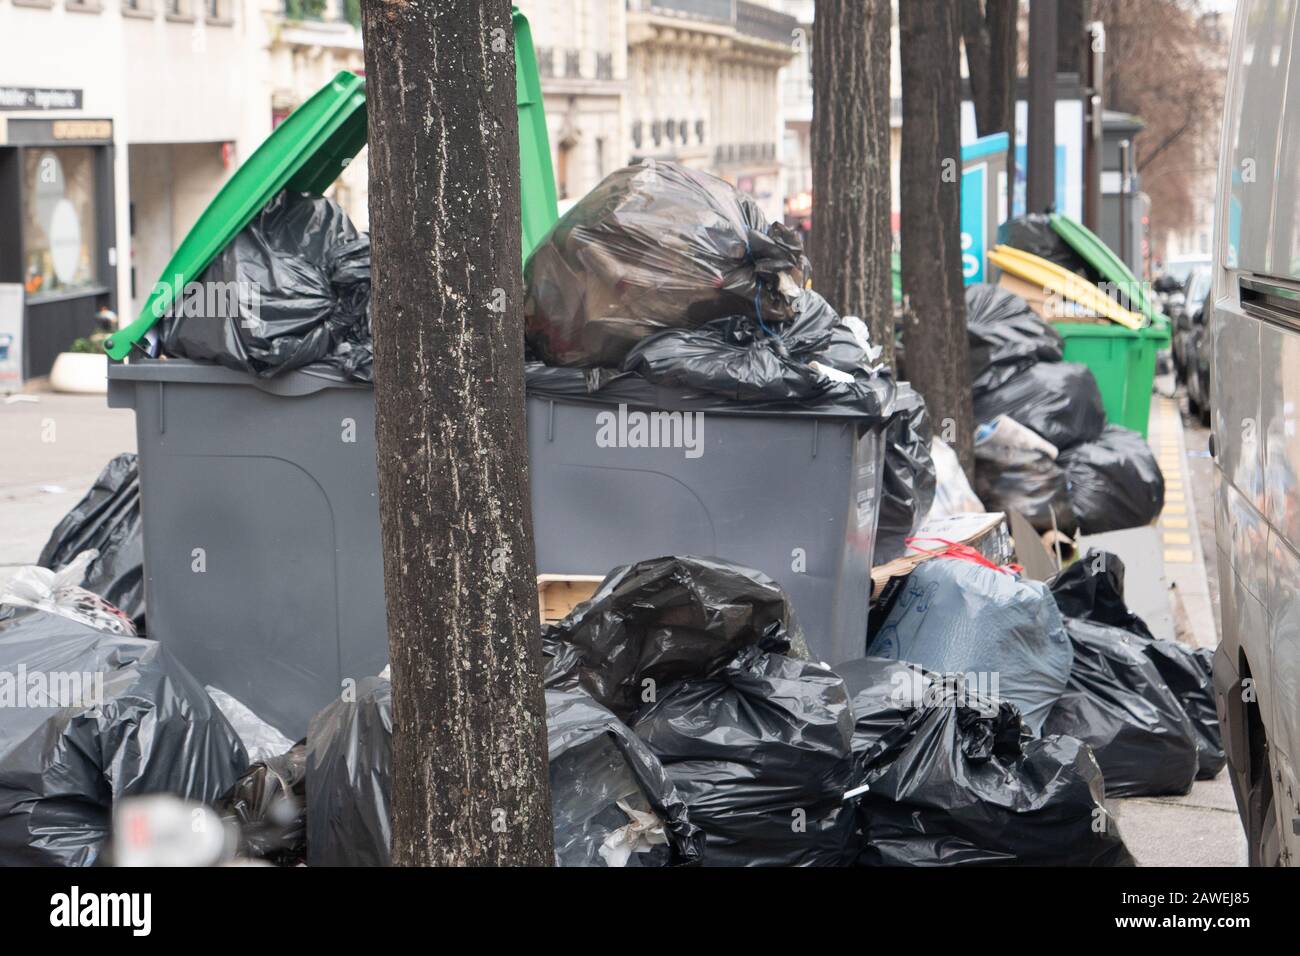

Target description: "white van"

left=1212, top=0, right=1300, bottom=867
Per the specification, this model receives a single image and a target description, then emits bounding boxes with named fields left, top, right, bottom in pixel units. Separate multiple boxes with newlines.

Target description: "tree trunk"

left=810, top=0, right=894, bottom=366
left=362, top=0, right=555, bottom=867
left=961, top=0, right=1018, bottom=188
left=900, top=0, right=975, bottom=475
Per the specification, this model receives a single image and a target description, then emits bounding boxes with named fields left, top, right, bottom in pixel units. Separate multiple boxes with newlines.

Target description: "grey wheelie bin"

left=108, top=359, right=384, bottom=736
left=109, top=358, right=905, bottom=734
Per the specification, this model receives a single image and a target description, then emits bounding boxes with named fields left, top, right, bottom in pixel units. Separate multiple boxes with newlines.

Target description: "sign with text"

left=0, top=86, right=83, bottom=111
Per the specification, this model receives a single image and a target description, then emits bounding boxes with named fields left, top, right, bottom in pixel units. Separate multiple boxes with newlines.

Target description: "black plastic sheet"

left=839, top=657, right=1133, bottom=866
left=965, top=282, right=1065, bottom=392
left=875, top=391, right=937, bottom=563
left=1044, top=618, right=1200, bottom=797
left=162, top=190, right=372, bottom=382
left=38, top=453, right=144, bottom=632
left=216, top=741, right=307, bottom=866
left=1059, top=425, right=1166, bottom=533
left=972, top=361, right=1107, bottom=450
left=525, top=160, right=807, bottom=367
left=1051, top=550, right=1224, bottom=779
left=631, top=644, right=858, bottom=867
left=542, top=555, right=805, bottom=720
left=303, top=677, right=703, bottom=867
left=0, top=607, right=248, bottom=866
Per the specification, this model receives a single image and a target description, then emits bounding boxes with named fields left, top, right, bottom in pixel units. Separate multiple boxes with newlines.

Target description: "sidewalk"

left=1087, top=389, right=1245, bottom=867
left=0, top=391, right=137, bottom=590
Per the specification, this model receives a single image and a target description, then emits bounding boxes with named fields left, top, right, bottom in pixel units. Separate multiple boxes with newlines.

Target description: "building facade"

left=0, top=0, right=367, bottom=380
left=625, top=0, right=796, bottom=222
left=514, top=0, right=628, bottom=212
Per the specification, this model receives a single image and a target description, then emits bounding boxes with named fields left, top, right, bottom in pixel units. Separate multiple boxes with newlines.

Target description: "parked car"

left=1171, top=266, right=1213, bottom=423
left=1211, top=0, right=1300, bottom=868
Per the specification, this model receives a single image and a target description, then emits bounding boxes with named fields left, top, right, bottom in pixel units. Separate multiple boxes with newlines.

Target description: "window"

left=22, top=148, right=99, bottom=298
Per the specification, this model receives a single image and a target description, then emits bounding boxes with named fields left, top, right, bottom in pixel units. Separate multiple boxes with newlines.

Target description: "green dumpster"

left=1051, top=317, right=1170, bottom=438
left=108, top=7, right=556, bottom=361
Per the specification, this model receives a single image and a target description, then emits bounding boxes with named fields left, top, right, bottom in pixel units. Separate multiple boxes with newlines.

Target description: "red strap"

left=904, top=536, right=1023, bottom=575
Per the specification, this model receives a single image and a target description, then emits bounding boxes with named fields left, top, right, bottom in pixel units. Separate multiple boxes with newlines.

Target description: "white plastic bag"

left=0, top=549, right=136, bottom=635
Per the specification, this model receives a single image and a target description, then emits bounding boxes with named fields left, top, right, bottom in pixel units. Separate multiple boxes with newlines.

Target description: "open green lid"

left=1048, top=212, right=1160, bottom=326
left=107, top=7, right=558, bottom=361
left=106, top=71, right=368, bottom=360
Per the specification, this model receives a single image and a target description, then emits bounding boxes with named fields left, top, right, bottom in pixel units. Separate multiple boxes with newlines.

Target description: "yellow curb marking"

left=1162, top=517, right=1189, bottom=528
left=1164, top=504, right=1187, bottom=515
left=1165, top=548, right=1195, bottom=562
left=1163, top=532, right=1192, bottom=545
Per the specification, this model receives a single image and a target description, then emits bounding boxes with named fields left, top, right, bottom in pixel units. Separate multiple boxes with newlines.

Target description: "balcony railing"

left=735, top=1, right=797, bottom=45
left=648, top=0, right=732, bottom=23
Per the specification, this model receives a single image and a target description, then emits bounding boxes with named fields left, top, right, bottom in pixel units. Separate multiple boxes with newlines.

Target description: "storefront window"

left=22, top=147, right=98, bottom=297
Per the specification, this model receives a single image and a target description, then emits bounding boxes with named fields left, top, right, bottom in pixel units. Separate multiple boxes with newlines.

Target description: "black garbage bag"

left=0, top=606, right=249, bottom=866
left=215, top=741, right=307, bottom=866
left=542, top=555, right=805, bottom=720
left=161, top=190, right=372, bottom=382
left=973, top=361, right=1107, bottom=450
left=1059, top=425, right=1166, bottom=533
left=546, top=687, right=705, bottom=866
left=1044, top=618, right=1200, bottom=797
left=525, top=160, right=807, bottom=367
left=631, top=644, right=858, bottom=866
left=973, top=418, right=1077, bottom=534
left=867, top=555, right=1073, bottom=733
left=874, top=390, right=937, bottom=563
left=37, top=453, right=144, bottom=631
left=304, top=677, right=704, bottom=867
left=304, top=676, right=391, bottom=867
left=1000, top=214, right=1098, bottom=279
left=618, top=290, right=891, bottom=416
left=838, top=657, right=1133, bottom=866
left=1051, top=550, right=1224, bottom=778
left=965, top=282, right=1065, bottom=392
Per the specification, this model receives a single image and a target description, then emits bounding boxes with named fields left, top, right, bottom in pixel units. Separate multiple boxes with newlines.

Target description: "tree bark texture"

left=362, top=0, right=554, bottom=866
left=961, top=0, right=1018, bottom=188
left=810, top=0, right=894, bottom=367
left=900, top=0, right=975, bottom=475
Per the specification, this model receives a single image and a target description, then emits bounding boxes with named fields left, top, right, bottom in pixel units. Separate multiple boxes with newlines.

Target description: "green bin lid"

left=106, top=72, right=368, bottom=360
left=1048, top=212, right=1161, bottom=326
left=107, top=7, right=558, bottom=361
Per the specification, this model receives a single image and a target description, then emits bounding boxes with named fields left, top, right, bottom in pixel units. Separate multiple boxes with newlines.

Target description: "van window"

left=1274, top=0, right=1300, bottom=277
left=1222, top=0, right=1296, bottom=274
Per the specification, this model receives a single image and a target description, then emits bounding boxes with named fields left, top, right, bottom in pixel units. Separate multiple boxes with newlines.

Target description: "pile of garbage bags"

left=965, top=283, right=1164, bottom=533
left=1048, top=550, right=1224, bottom=787
left=525, top=160, right=807, bottom=368
left=543, top=555, right=856, bottom=866
left=840, top=658, right=1133, bottom=866
left=0, top=603, right=248, bottom=865
left=37, top=453, right=144, bottom=632
left=161, top=190, right=372, bottom=382
left=301, top=672, right=705, bottom=867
